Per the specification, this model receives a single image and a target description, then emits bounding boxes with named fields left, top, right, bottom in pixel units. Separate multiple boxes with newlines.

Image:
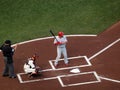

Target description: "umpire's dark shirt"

left=0, top=44, right=14, bottom=63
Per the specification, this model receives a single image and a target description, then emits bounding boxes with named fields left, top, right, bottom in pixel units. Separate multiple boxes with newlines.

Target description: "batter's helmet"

left=58, top=31, right=64, bottom=37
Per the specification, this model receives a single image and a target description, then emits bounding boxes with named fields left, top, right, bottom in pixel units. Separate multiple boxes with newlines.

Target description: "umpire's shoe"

left=9, top=76, right=16, bottom=78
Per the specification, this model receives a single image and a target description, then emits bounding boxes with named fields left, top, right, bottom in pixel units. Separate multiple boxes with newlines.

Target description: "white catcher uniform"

left=54, top=35, right=68, bottom=66
left=24, top=58, right=36, bottom=74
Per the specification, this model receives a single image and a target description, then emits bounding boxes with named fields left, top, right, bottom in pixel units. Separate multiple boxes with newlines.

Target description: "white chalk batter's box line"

left=17, top=71, right=101, bottom=87
left=57, top=71, right=101, bottom=87
left=49, top=55, right=92, bottom=70
left=17, top=56, right=101, bottom=87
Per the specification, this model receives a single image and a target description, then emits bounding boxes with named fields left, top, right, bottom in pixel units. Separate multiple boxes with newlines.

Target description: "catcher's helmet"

left=31, top=53, right=38, bottom=61
left=58, top=31, right=64, bottom=37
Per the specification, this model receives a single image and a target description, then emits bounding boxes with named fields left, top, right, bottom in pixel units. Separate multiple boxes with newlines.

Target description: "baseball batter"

left=54, top=31, right=69, bottom=67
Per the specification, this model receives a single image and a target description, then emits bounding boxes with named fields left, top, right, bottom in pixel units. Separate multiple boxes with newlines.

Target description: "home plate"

left=70, top=68, right=80, bottom=73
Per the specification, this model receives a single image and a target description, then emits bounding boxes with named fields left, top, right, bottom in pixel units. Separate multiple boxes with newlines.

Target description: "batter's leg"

left=54, top=47, right=61, bottom=66
left=62, top=48, right=68, bottom=64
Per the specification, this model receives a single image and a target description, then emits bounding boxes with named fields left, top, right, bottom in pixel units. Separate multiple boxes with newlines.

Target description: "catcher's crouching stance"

left=23, top=54, right=41, bottom=78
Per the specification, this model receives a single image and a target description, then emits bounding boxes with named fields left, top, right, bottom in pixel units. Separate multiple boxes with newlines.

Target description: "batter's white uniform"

left=24, top=58, right=36, bottom=74
left=54, top=35, right=68, bottom=66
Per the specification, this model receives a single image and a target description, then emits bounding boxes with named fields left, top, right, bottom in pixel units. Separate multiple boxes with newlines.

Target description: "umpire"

left=0, top=40, right=17, bottom=78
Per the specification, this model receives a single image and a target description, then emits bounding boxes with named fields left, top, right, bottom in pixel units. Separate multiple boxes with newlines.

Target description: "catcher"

left=23, top=54, right=41, bottom=78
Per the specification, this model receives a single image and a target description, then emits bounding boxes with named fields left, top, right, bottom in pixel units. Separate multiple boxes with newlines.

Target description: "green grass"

left=0, top=0, right=120, bottom=44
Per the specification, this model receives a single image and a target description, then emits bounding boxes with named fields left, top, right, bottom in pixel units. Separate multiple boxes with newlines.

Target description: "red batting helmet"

left=58, top=31, right=64, bottom=37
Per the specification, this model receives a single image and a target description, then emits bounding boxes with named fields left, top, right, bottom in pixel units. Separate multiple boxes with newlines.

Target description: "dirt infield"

left=0, top=21, right=120, bottom=90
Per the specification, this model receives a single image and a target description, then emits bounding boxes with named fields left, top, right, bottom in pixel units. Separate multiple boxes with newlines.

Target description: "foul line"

left=89, top=38, right=120, bottom=60
left=99, top=76, right=120, bottom=83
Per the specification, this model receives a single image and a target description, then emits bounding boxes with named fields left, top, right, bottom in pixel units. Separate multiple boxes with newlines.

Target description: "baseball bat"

left=49, top=30, right=59, bottom=42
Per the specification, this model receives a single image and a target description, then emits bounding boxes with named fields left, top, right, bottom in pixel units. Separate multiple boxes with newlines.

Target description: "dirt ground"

left=0, top=21, right=120, bottom=90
